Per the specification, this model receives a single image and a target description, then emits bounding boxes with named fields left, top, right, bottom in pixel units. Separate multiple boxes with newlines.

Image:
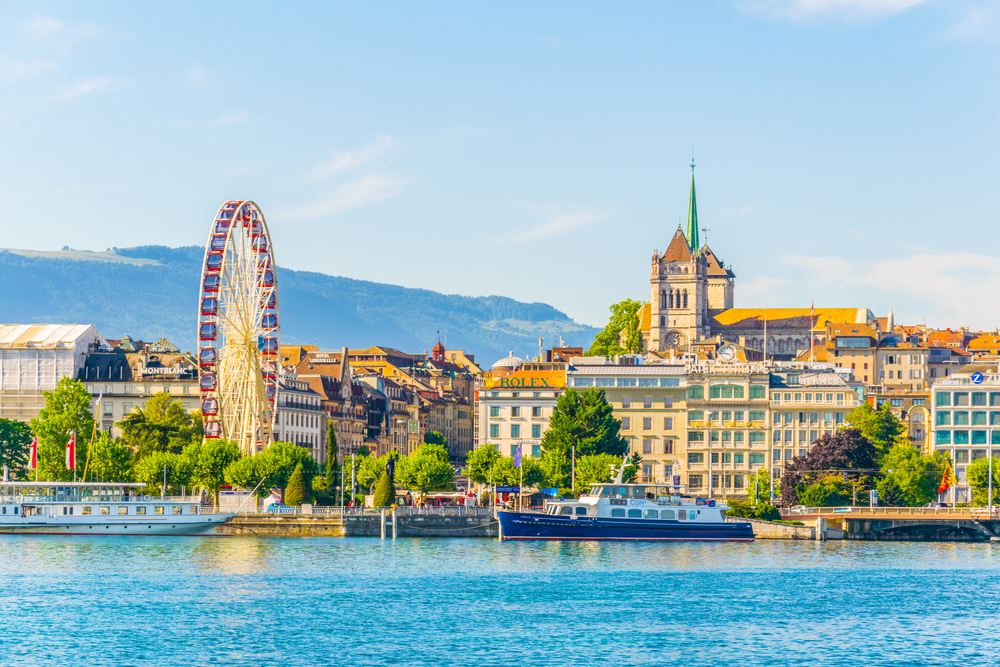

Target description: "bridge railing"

left=784, top=506, right=1000, bottom=518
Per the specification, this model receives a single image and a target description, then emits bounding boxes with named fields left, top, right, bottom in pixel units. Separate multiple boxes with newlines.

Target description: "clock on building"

left=717, top=344, right=737, bottom=362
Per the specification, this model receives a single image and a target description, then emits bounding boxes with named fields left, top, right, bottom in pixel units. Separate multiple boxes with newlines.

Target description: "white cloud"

left=0, top=58, right=58, bottom=82
left=763, top=251, right=1000, bottom=329
left=511, top=211, right=604, bottom=243
left=206, top=111, right=250, bottom=126
left=738, top=275, right=794, bottom=304
left=25, top=16, right=64, bottom=38
left=742, top=0, right=932, bottom=20
left=309, top=135, right=394, bottom=181
left=54, top=76, right=113, bottom=99
left=283, top=176, right=404, bottom=220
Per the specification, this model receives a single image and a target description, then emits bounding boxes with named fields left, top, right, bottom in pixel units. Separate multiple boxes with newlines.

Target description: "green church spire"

left=686, top=155, right=699, bottom=252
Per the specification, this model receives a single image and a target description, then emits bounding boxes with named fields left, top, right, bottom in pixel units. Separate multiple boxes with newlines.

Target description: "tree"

left=540, top=388, right=628, bottom=462
left=423, top=431, right=449, bottom=455
left=189, top=439, right=242, bottom=506
left=725, top=500, right=781, bottom=522
left=358, top=444, right=371, bottom=458
left=879, top=444, right=947, bottom=507
left=781, top=428, right=878, bottom=506
left=797, top=476, right=851, bottom=507
left=397, top=442, right=454, bottom=497
left=357, top=452, right=388, bottom=493
left=538, top=448, right=570, bottom=490
left=118, top=393, right=201, bottom=459
left=372, top=472, right=396, bottom=507
left=86, top=432, right=133, bottom=483
left=325, top=421, right=339, bottom=491
left=223, top=441, right=317, bottom=496
left=875, top=476, right=907, bottom=507
left=745, top=469, right=779, bottom=505
left=574, top=453, right=622, bottom=490
left=0, top=418, right=32, bottom=480
left=134, top=451, right=192, bottom=496
left=846, top=402, right=906, bottom=460
left=966, top=456, right=1000, bottom=506
left=490, top=455, right=544, bottom=488
left=30, top=377, right=95, bottom=481
left=465, top=445, right=502, bottom=485
left=284, top=462, right=309, bottom=506
left=588, top=299, right=645, bottom=356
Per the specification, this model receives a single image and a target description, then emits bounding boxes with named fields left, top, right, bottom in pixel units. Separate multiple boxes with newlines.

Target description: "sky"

left=1, top=0, right=999, bottom=332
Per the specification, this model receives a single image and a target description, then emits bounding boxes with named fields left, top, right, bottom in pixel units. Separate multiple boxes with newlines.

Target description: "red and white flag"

left=65, top=434, right=76, bottom=470
left=28, top=436, right=37, bottom=470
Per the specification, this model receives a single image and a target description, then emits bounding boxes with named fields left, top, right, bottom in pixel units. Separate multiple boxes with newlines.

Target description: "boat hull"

left=497, top=511, right=754, bottom=542
left=0, top=516, right=233, bottom=536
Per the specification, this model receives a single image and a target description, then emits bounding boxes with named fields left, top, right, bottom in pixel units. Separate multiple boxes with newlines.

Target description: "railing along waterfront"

left=785, top=506, right=1000, bottom=517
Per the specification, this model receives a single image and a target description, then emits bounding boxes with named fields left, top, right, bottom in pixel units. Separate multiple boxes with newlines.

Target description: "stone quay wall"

left=217, top=512, right=499, bottom=538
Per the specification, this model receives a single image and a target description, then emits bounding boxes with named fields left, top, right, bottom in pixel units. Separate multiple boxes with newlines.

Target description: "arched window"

left=660, top=290, right=666, bottom=309
left=660, top=316, right=665, bottom=326
left=683, top=290, right=689, bottom=308
left=668, top=290, right=674, bottom=308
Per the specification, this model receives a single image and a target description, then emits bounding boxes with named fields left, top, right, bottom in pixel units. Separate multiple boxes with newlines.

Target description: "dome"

left=492, top=351, right=524, bottom=370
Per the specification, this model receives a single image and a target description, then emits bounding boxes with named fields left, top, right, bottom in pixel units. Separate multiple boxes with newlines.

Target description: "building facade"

left=274, top=377, right=326, bottom=463
left=476, top=365, right=567, bottom=458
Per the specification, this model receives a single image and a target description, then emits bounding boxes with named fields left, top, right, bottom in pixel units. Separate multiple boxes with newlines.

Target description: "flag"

left=95, top=392, right=103, bottom=410
left=938, top=461, right=956, bottom=494
left=28, top=436, right=37, bottom=470
left=513, top=443, right=522, bottom=468
left=65, top=434, right=76, bottom=470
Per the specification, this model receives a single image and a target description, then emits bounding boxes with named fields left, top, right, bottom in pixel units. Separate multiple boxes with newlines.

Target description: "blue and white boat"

left=497, top=460, right=753, bottom=542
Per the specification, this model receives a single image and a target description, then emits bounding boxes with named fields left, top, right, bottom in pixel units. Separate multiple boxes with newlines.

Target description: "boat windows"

left=136, top=506, right=146, bottom=515
left=575, top=507, right=588, bottom=516
left=644, top=510, right=659, bottom=519
left=616, top=487, right=627, bottom=496
left=689, top=511, right=696, bottom=520
left=154, top=506, right=164, bottom=515
left=627, top=509, right=642, bottom=518
left=677, top=510, right=686, bottom=521
left=100, top=506, right=110, bottom=515
left=560, top=507, right=573, bottom=516
left=82, top=506, right=92, bottom=515
left=661, top=509, right=675, bottom=520
left=611, top=508, right=626, bottom=518
left=599, top=487, right=609, bottom=497
left=191, top=506, right=199, bottom=515
left=118, top=506, right=128, bottom=515
left=632, top=487, right=646, bottom=497
left=172, top=506, right=182, bottom=515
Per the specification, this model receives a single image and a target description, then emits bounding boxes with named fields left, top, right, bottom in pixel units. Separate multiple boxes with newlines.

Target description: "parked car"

left=788, top=505, right=811, bottom=515
left=265, top=503, right=295, bottom=514
left=925, top=502, right=948, bottom=509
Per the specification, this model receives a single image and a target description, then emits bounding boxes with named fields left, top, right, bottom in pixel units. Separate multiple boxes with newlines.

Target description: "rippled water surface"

left=2, top=536, right=999, bottom=665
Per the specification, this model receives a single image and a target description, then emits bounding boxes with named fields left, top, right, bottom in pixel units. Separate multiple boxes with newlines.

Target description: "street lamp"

left=989, top=425, right=997, bottom=517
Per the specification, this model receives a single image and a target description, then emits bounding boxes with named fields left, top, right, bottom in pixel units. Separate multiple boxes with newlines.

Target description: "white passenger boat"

left=0, top=482, right=234, bottom=536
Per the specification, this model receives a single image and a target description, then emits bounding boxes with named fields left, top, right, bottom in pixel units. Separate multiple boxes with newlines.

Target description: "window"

left=643, top=418, right=652, bottom=430
left=688, top=452, right=705, bottom=464
left=972, top=432, right=987, bottom=445
left=973, top=392, right=987, bottom=406
left=531, top=406, right=542, bottom=417
left=688, top=475, right=703, bottom=489
left=510, top=425, right=520, bottom=438
left=595, top=378, right=615, bottom=387
left=191, top=506, right=198, bottom=515
left=532, top=444, right=541, bottom=457
left=489, top=424, right=499, bottom=439
left=491, top=392, right=499, bottom=398
left=103, top=402, right=113, bottom=416
left=954, top=412, right=969, bottom=426
left=643, top=439, right=652, bottom=454
left=622, top=397, right=631, bottom=409
left=688, top=432, right=705, bottom=442
left=664, top=417, right=673, bottom=430
left=749, top=453, right=765, bottom=464
left=749, top=411, right=765, bottom=422
left=734, top=432, right=744, bottom=442
left=773, top=449, right=782, bottom=461
left=972, top=412, right=987, bottom=426
left=750, top=385, right=766, bottom=399
left=531, top=424, right=541, bottom=438
left=533, top=392, right=540, bottom=398
left=622, top=417, right=631, bottom=430
left=954, top=431, right=969, bottom=445
left=734, top=453, right=744, bottom=464
left=955, top=450, right=969, bottom=463
left=639, top=378, right=658, bottom=388
left=118, top=506, right=128, bottom=515
left=611, top=508, right=626, bottom=518
left=617, top=378, right=637, bottom=387
left=573, top=378, right=594, bottom=387
left=936, top=392, right=951, bottom=407
left=749, top=432, right=765, bottom=443
left=663, top=441, right=673, bottom=454
left=643, top=396, right=653, bottom=409
left=954, top=392, right=969, bottom=406
left=511, top=407, right=520, bottom=417
left=172, top=506, right=182, bottom=515
left=688, top=385, right=704, bottom=399
left=489, top=406, right=500, bottom=417
left=136, top=506, right=146, bottom=515
left=644, top=509, right=659, bottom=519
left=661, top=509, right=675, bottom=519
left=661, top=378, right=680, bottom=387
left=722, top=452, right=731, bottom=464
left=81, top=506, right=92, bottom=515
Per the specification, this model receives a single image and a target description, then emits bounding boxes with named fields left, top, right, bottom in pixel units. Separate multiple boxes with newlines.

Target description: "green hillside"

left=0, top=246, right=597, bottom=366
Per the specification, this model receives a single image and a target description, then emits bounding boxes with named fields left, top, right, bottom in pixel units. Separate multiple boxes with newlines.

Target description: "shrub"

left=372, top=472, right=397, bottom=508
left=284, top=462, right=308, bottom=506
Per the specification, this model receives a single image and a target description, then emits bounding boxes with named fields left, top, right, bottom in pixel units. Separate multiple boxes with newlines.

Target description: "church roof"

left=701, top=245, right=734, bottom=278
left=661, top=229, right=692, bottom=262
left=686, top=165, right=699, bottom=252
left=710, top=308, right=870, bottom=331
left=639, top=303, right=651, bottom=333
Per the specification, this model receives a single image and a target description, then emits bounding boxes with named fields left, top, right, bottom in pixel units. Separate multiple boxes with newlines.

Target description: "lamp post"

left=989, top=425, right=996, bottom=517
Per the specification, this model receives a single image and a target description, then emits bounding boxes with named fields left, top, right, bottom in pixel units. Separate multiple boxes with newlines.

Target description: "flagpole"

left=82, top=419, right=98, bottom=483
left=73, top=431, right=77, bottom=483
left=810, top=300, right=814, bottom=364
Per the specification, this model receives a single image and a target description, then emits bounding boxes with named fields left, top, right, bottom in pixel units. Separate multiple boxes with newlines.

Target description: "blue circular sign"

left=972, top=372, right=984, bottom=385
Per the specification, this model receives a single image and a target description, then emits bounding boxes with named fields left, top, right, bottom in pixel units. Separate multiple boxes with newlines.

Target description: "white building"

left=0, top=324, right=106, bottom=422
left=476, top=362, right=566, bottom=459
left=274, top=377, right=326, bottom=463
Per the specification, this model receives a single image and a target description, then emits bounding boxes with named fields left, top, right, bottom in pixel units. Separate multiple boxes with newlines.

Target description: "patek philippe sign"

left=688, top=420, right=766, bottom=429
left=685, top=362, right=768, bottom=375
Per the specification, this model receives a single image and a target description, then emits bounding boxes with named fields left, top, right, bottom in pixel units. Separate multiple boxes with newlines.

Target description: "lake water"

left=2, top=536, right=999, bottom=666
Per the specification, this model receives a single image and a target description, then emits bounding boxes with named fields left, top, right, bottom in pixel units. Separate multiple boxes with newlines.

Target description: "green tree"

left=588, top=299, right=645, bottom=356
left=539, top=447, right=570, bottom=490
left=966, top=456, right=1000, bottom=506
left=86, top=432, right=133, bottom=483
left=223, top=441, right=317, bottom=496
left=880, top=444, right=947, bottom=506
left=0, top=418, right=33, bottom=480
left=358, top=444, right=371, bottom=458
left=372, top=472, right=397, bottom=507
left=725, top=500, right=781, bottom=522
left=284, top=462, right=309, bottom=506
left=797, top=476, right=851, bottom=507
left=875, top=476, right=907, bottom=507
left=357, top=452, right=388, bottom=493
left=118, top=393, right=202, bottom=459
left=423, top=431, right=449, bottom=454
left=574, top=454, right=627, bottom=490
left=325, top=421, right=339, bottom=491
left=745, top=469, right=779, bottom=505
left=846, top=402, right=906, bottom=460
left=134, top=451, right=192, bottom=496
left=30, top=377, right=95, bottom=481
left=540, top=388, right=628, bottom=462
left=189, top=439, right=242, bottom=506
left=490, top=455, right=545, bottom=487
left=465, top=445, right=502, bottom=485
left=397, top=442, right=454, bottom=497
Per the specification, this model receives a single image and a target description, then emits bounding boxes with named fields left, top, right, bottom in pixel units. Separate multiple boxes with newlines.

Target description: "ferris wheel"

left=197, top=200, right=279, bottom=454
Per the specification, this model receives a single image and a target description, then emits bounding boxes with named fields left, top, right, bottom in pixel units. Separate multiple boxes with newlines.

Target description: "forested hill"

left=0, top=246, right=598, bottom=366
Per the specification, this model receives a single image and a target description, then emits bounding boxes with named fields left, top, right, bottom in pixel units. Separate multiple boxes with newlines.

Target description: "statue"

left=385, top=452, right=397, bottom=482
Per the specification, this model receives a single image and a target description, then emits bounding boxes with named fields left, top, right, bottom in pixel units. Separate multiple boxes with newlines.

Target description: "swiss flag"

left=28, top=436, right=37, bottom=470
left=65, top=434, right=76, bottom=470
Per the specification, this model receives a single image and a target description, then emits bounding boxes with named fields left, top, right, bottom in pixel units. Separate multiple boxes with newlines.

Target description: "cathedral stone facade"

left=642, top=167, right=874, bottom=360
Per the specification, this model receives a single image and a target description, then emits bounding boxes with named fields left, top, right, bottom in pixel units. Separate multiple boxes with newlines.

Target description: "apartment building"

left=476, top=365, right=566, bottom=458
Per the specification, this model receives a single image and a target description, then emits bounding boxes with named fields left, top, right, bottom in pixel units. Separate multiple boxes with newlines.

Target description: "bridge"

left=782, top=507, right=1000, bottom=542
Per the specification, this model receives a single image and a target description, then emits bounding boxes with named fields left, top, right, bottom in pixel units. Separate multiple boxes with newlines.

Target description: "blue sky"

left=1, top=1, right=998, bottom=331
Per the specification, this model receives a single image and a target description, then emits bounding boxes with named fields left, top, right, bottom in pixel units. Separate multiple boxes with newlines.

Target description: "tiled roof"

left=794, top=345, right=829, bottom=362
left=639, top=303, right=651, bottom=333
left=661, top=229, right=692, bottom=262
left=711, top=308, right=867, bottom=331
left=701, top=245, right=734, bottom=279
left=968, top=336, right=1000, bottom=349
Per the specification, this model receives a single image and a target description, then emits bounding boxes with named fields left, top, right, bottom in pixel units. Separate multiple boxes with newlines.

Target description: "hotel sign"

left=689, top=421, right=766, bottom=428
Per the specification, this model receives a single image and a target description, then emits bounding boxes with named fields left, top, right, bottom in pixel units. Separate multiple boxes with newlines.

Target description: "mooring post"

left=392, top=508, right=397, bottom=540
left=380, top=509, right=386, bottom=540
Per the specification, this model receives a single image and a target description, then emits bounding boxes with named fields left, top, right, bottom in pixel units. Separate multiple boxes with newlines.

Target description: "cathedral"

left=641, top=164, right=875, bottom=360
